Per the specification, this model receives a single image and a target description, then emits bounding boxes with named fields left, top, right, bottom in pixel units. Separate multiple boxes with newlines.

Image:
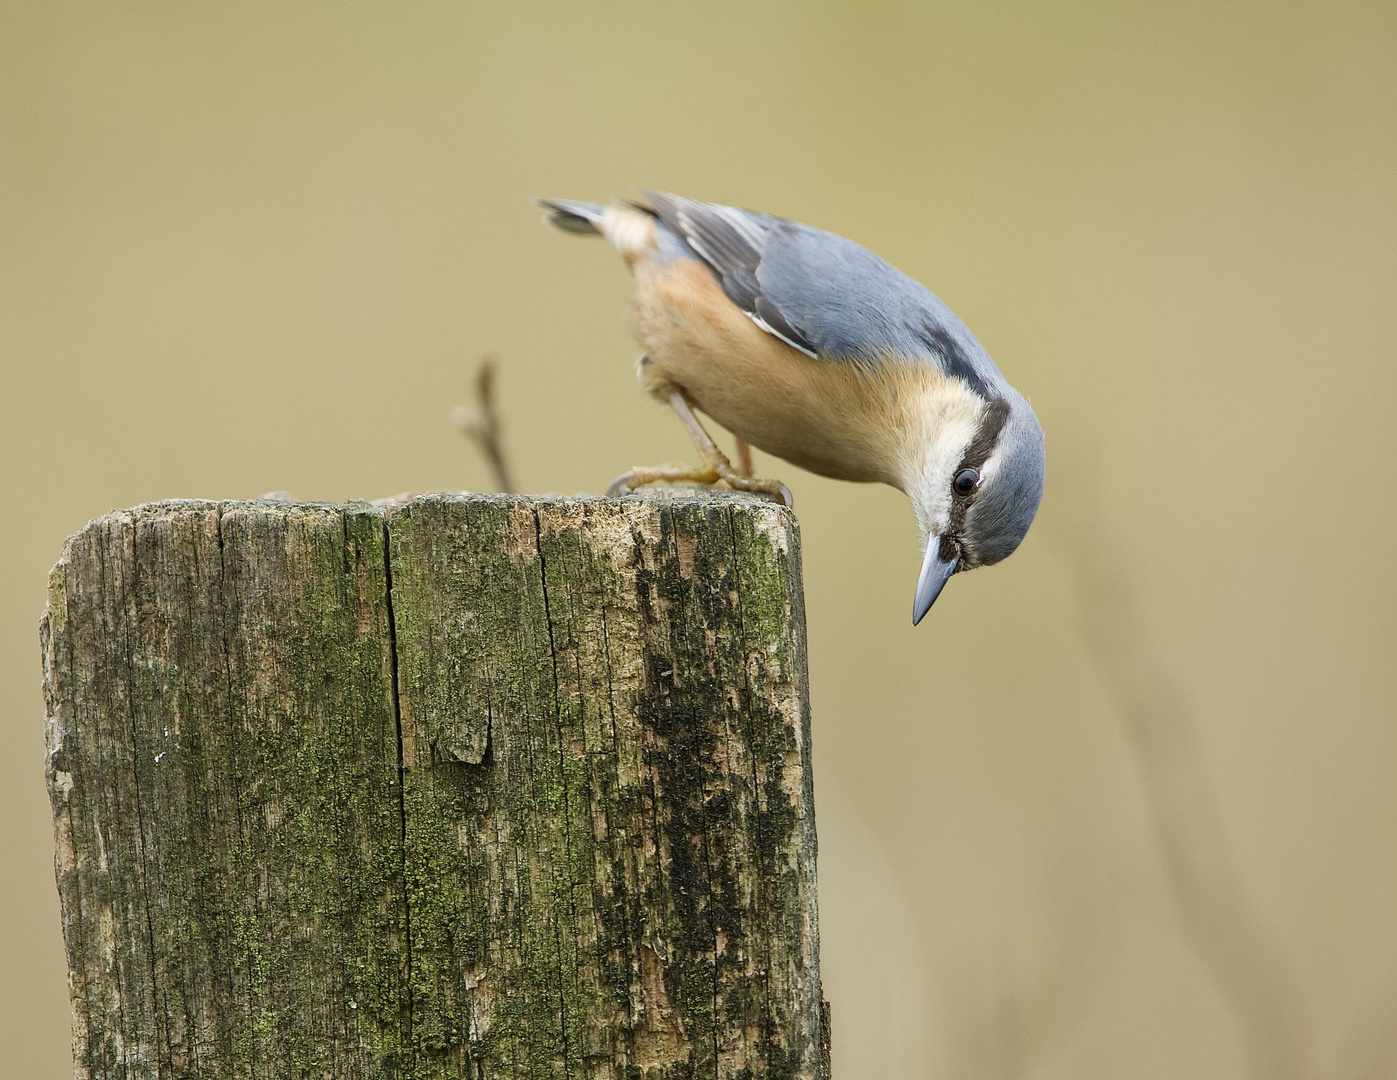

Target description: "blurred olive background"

left=3, top=2, right=1395, bottom=1077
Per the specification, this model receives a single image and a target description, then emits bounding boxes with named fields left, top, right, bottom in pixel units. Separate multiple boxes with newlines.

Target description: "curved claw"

left=606, top=473, right=636, bottom=497
left=720, top=476, right=794, bottom=508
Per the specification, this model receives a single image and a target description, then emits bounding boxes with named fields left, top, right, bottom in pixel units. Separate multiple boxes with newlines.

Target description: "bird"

left=538, top=191, right=1045, bottom=622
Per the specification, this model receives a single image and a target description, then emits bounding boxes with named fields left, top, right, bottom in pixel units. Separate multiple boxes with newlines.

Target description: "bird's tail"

left=536, top=198, right=609, bottom=235
left=536, top=197, right=661, bottom=264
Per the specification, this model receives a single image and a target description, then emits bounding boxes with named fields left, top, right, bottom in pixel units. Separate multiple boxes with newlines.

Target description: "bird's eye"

left=953, top=468, right=980, bottom=496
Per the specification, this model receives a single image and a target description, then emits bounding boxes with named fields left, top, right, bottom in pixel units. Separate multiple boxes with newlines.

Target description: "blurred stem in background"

left=1078, top=536, right=1397, bottom=1080
left=1059, top=448, right=1313, bottom=1080
left=451, top=356, right=515, bottom=493
left=1076, top=551, right=1307, bottom=1079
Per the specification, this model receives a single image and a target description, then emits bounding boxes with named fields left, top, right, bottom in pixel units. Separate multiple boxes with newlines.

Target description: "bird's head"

left=905, top=387, right=1045, bottom=623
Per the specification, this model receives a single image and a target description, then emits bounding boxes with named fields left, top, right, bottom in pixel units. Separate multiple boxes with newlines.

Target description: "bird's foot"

left=607, top=463, right=719, bottom=496
left=710, top=460, right=794, bottom=507
left=607, top=461, right=792, bottom=508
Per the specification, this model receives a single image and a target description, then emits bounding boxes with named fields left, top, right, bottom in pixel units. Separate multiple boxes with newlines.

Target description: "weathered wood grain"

left=43, top=494, right=824, bottom=1080
left=43, top=501, right=410, bottom=1078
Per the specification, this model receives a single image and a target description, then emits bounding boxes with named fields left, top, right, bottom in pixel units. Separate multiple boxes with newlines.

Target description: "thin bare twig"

left=450, top=356, right=516, bottom=492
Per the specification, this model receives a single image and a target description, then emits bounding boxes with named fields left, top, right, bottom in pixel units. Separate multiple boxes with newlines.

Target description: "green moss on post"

left=43, top=494, right=826, bottom=1079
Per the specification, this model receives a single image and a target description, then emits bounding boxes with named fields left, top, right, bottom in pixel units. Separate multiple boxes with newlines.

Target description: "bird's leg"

left=670, top=393, right=793, bottom=502
left=607, top=392, right=792, bottom=507
left=734, top=438, right=754, bottom=478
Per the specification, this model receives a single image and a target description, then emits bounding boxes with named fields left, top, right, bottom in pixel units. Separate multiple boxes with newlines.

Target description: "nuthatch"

left=539, top=191, right=1045, bottom=621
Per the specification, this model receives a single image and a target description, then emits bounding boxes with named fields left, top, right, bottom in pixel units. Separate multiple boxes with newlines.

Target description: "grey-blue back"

left=646, top=191, right=1012, bottom=401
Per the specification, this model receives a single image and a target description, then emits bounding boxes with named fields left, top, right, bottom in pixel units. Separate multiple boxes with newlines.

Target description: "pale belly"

left=631, top=257, right=915, bottom=487
left=676, top=355, right=891, bottom=484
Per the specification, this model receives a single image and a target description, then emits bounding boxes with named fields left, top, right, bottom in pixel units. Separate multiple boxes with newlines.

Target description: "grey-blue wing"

left=642, top=192, right=819, bottom=357
left=643, top=191, right=1006, bottom=399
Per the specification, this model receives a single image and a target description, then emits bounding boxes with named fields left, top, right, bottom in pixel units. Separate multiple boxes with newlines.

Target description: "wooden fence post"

left=41, top=494, right=827, bottom=1080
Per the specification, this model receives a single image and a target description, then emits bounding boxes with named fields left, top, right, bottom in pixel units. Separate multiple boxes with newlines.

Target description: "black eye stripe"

left=946, top=399, right=1011, bottom=550
left=956, top=399, right=1010, bottom=474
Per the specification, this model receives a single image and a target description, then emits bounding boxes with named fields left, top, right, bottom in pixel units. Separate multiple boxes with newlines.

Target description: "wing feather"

left=642, top=190, right=1007, bottom=398
left=644, top=191, right=819, bottom=358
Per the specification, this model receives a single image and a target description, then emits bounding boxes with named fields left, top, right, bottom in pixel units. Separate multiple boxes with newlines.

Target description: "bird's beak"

left=913, top=539, right=959, bottom=625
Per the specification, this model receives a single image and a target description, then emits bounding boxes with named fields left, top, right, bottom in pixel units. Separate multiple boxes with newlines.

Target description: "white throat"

left=900, top=379, right=987, bottom=544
